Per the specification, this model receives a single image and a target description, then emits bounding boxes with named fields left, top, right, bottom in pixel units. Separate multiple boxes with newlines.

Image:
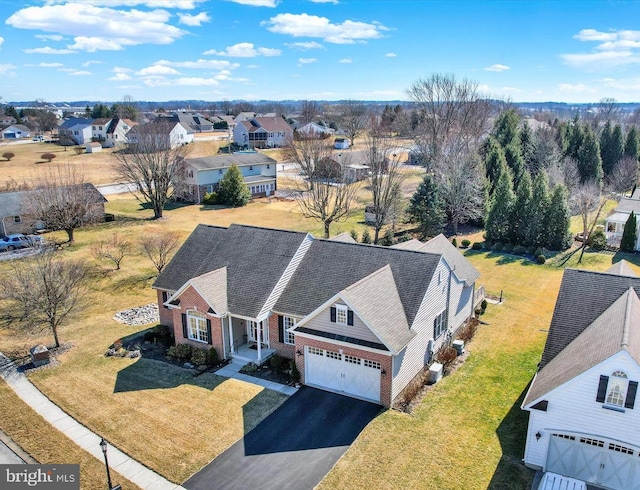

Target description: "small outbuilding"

left=85, top=142, right=102, bottom=153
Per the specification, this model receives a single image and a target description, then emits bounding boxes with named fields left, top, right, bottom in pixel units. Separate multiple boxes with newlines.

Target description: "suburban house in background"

left=180, top=152, right=277, bottom=202
left=297, top=122, right=335, bottom=137
left=126, top=120, right=194, bottom=149
left=153, top=224, right=480, bottom=407
left=0, top=184, right=107, bottom=236
left=1, top=124, right=31, bottom=139
left=522, top=260, right=640, bottom=490
left=58, top=118, right=93, bottom=145
left=0, top=115, right=17, bottom=126
left=605, top=189, right=640, bottom=250
left=233, top=116, right=293, bottom=149
left=91, top=118, right=135, bottom=147
left=160, top=112, right=217, bottom=133
left=334, top=137, right=350, bottom=150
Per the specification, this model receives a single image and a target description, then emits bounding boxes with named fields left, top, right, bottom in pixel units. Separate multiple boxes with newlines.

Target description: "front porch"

left=226, top=316, right=274, bottom=365
left=232, top=343, right=276, bottom=365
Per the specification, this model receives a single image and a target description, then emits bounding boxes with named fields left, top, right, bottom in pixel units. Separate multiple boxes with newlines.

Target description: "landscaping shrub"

left=481, top=299, right=487, bottom=310
left=361, top=229, right=372, bottom=244
left=503, top=243, right=514, bottom=253
left=190, top=348, right=207, bottom=367
left=349, top=229, right=359, bottom=241
left=461, top=239, right=471, bottom=248
left=471, top=242, right=482, bottom=250
left=41, top=153, right=56, bottom=163
left=588, top=230, right=607, bottom=250
left=482, top=241, right=492, bottom=250
left=2, top=152, right=15, bottom=161
left=380, top=228, right=394, bottom=246
left=269, top=354, right=286, bottom=370
left=513, top=245, right=526, bottom=255
left=457, top=319, right=479, bottom=343
left=206, top=347, right=218, bottom=366
left=451, top=238, right=458, bottom=247
left=394, top=366, right=430, bottom=410
left=167, top=343, right=192, bottom=362
left=526, top=245, right=536, bottom=255
left=290, top=359, right=301, bottom=383
left=537, top=254, right=546, bottom=264
left=202, top=192, right=220, bottom=205
left=435, top=345, right=458, bottom=374
left=534, top=247, right=543, bottom=257
left=397, top=233, right=411, bottom=243
left=492, top=242, right=503, bottom=252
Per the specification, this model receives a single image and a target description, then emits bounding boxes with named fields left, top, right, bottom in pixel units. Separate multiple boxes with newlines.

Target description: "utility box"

left=452, top=340, right=465, bottom=356
left=30, top=345, right=50, bottom=367
left=427, top=362, right=443, bottom=384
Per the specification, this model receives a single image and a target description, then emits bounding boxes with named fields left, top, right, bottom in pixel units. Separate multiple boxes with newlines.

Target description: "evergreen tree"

left=406, top=174, right=446, bottom=239
left=625, top=126, right=640, bottom=161
left=4, top=105, right=21, bottom=124
left=493, top=108, right=521, bottom=148
left=218, top=164, right=251, bottom=207
left=504, top=144, right=525, bottom=189
left=91, top=103, right=111, bottom=119
left=545, top=184, right=572, bottom=250
left=620, top=211, right=637, bottom=252
left=577, top=125, right=604, bottom=185
left=600, top=121, right=624, bottom=175
left=510, top=171, right=532, bottom=245
left=520, top=119, right=534, bottom=167
left=485, top=163, right=515, bottom=243
left=484, top=137, right=507, bottom=191
left=527, top=172, right=551, bottom=247
left=565, top=117, right=583, bottom=161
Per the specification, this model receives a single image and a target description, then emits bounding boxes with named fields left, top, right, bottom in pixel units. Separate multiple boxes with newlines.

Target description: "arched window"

left=606, top=371, right=628, bottom=407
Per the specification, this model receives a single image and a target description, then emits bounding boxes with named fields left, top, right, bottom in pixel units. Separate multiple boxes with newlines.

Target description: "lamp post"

left=99, top=437, right=113, bottom=490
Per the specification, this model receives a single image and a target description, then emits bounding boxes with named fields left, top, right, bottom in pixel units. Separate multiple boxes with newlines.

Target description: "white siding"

left=391, top=258, right=450, bottom=399
left=257, top=234, right=314, bottom=320
left=449, top=278, right=474, bottom=332
left=301, top=301, right=382, bottom=345
left=524, top=351, right=640, bottom=470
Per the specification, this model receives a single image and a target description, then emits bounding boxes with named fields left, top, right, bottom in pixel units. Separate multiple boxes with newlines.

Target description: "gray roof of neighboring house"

left=0, top=183, right=106, bottom=218
left=539, top=267, right=640, bottom=370
left=59, top=118, right=92, bottom=130
left=330, top=232, right=357, bottom=243
left=615, top=197, right=640, bottom=215
left=391, top=234, right=480, bottom=287
left=606, top=259, right=638, bottom=277
left=524, top=287, right=640, bottom=406
left=274, top=239, right=440, bottom=326
left=1, top=124, right=30, bottom=133
left=186, top=152, right=277, bottom=171
left=153, top=224, right=309, bottom=318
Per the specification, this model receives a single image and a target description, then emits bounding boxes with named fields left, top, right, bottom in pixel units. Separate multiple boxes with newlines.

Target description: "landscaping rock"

left=113, top=303, right=159, bottom=326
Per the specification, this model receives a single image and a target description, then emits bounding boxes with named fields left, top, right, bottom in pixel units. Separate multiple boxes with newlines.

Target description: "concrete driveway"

left=183, top=387, right=381, bottom=490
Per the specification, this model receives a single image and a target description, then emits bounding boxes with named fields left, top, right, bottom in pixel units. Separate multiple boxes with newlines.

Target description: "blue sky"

left=1, top=0, right=640, bottom=103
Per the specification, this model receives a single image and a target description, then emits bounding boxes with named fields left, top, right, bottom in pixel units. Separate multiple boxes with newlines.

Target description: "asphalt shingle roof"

left=186, top=152, right=276, bottom=170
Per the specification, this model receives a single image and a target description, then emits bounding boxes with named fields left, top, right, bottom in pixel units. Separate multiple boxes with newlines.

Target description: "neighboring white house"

left=1, top=124, right=31, bottom=139
left=58, top=118, right=93, bottom=145
left=126, top=121, right=194, bottom=149
left=334, top=137, right=350, bottom=150
left=91, top=118, right=112, bottom=142
left=104, top=118, right=135, bottom=148
left=522, top=261, right=640, bottom=490
left=233, top=116, right=293, bottom=149
left=180, top=152, right=278, bottom=202
left=298, top=122, right=335, bottom=137
left=605, top=189, right=640, bottom=250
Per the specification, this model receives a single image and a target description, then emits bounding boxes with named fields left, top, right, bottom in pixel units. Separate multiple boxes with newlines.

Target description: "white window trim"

left=335, top=304, right=348, bottom=325
left=187, top=310, right=208, bottom=343
left=283, top=316, right=296, bottom=345
left=605, top=371, right=628, bottom=408
left=434, top=309, right=447, bottom=339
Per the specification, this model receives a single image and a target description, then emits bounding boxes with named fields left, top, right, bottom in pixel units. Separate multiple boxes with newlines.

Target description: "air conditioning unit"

left=452, top=340, right=465, bottom=356
left=427, top=362, right=443, bottom=384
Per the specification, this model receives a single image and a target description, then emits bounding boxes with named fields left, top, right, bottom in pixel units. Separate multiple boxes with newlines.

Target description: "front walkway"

left=0, top=353, right=184, bottom=490
left=215, top=360, right=298, bottom=396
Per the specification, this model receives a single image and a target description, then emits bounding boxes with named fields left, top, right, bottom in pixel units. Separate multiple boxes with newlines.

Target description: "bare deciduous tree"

left=607, top=157, right=639, bottom=194
left=0, top=249, right=89, bottom=348
left=363, top=125, right=406, bottom=243
left=282, top=133, right=334, bottom=190
left=140, top=230, right=180, bottom=274
left=338, top=100, right=368, bottom=147
left=570, top=181, right=610, bottom=262
left=115, top=121, right=190, bottom=219
left=25, top=166, right=105, bottom=242
left=300, top=100, right=320, bottom=125
left=93, top=233, right=133, bottom=270
left=407, top=73, right=493, bottom=168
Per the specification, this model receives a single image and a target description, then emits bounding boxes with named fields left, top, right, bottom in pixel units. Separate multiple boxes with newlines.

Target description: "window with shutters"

left=606, top=371, right=628, bottom=408
left=187, top=311, right=209, bottom=343
left=283, top=316, right=296, bottom=345
left=336, top=305, right=348, bottom=325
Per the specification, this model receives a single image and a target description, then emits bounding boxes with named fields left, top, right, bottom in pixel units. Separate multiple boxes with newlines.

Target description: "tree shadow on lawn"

left=488, top=382, right=535, bottom=490
left=113, top=357, right=226, bottom=393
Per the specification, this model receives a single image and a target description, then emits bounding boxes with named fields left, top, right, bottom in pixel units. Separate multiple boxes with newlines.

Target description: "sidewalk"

left=215, top=360, right=298, bottom=396
left=0, top=353, right=184, bottom=490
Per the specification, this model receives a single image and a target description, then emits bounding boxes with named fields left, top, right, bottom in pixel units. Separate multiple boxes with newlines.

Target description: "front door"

left=247, top=321, right=269, bottom=345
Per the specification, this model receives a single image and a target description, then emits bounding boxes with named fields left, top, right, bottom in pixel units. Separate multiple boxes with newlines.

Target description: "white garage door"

left=305, top=346, right=381, bottom=403
left=547, top=433, right=640, bottom=490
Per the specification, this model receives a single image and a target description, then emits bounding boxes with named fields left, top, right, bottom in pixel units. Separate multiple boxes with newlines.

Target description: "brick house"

left=153, top=224, right=480, bottom=407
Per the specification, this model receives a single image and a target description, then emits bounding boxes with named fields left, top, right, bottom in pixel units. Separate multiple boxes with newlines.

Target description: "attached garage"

left=305, top=346, right=382, bottom=403
left=546, top=433, right=640, bottom=490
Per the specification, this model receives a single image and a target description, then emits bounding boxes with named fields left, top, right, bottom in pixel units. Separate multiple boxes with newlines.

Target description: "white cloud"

left=558, top=83, right=594, bottom=94
left=339, top=58, right=352, bottom=63
left=246, top=64, right=260, bottom=69
left=46, top=0, right=206, bottom=9
left=113, top=66, right=134, bottom=73
left=143, top=76, right=220, bottom=87
left=285, top=41, right=324, bottom=50
left=69, top=70, right=92, bottom=76
left=23, top=46, right=75, bottom=54
left=83, top=60, right=104, bottom=67
left=203, top=42, right=280, bottom=57
left=484, top=63, right=510, bottom=72
left=7, top=4, right=186, bottom=52
left=263, top=13, right=387, bottom=44
left=155, top=58, right=239, bottom=70
left=600, top=76, right=640, bottom=92
left=35, top=34, right=63, bottom=41
left=298, top=57, right=317, bottom=64
left=136, top=65, right=181, bottom=76
left=26, top=62, right=64, bottom=67
left=564, top=29, right=640, bottom=68
left=178, top=12, right=210, bottom=26
left=385, top=52, right=396, bottom=57
left=0, top=64, right=16, bottom=75
left=227, top=0, right=278, bottom=6
left=0, top=37, right=3, bottom=49
left=109, top=72, right=132, bottom=81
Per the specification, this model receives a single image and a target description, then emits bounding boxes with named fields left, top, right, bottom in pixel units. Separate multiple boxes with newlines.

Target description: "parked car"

left=0, top=234, right=43, bottom=252
left=32, top=135, right=44, bottom=142
left=538, top=472, right=586, bottom=490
